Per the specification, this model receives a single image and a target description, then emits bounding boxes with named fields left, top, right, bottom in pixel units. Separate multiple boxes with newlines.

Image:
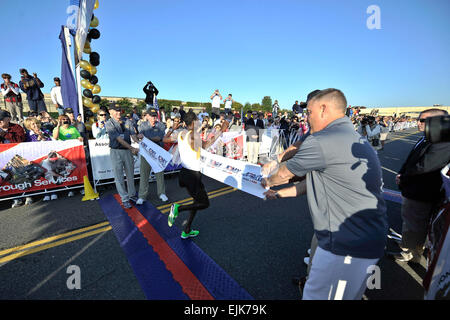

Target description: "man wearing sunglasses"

left=92, top=110, right=109, bottom=139
left=394, top=108, right=450, bottom=263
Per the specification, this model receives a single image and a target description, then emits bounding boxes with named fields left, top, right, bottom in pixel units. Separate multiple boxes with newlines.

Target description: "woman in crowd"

left=24, top=117, right=53, bottom=142
left=51, top=114, right=83, bottom=198
left=52, top=114, right=83, bottom=142
left=229, top=115, right=242, bottom=132
left=91, top=110, right=109, bottom=139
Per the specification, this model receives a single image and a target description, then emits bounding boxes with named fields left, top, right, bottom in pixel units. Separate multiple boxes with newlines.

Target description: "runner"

left=168, top=112, right=226, bottom=239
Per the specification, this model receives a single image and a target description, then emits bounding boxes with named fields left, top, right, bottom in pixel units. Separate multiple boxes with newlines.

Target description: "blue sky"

left=2, top=0, right=450, bottom=109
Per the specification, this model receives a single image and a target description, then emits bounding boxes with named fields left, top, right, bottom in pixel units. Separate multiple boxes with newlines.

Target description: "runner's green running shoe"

left=181, top=230, right=199, bottom=239
left=168, top=203, right=180, bottom=227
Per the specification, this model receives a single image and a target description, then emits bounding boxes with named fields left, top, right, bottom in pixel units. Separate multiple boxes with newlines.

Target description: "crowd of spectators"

left=0, top=76, right=420, bottom=208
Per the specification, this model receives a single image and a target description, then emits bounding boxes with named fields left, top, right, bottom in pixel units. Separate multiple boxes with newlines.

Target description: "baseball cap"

left=109, top=103, right=121, bottom=111
left=0, top=110, right=11, bottom=121
left=54, top=77, right=61, bottom=81
left=64, top=107, right=74, bottom=114
left=147, top=108, right=158, bottom=116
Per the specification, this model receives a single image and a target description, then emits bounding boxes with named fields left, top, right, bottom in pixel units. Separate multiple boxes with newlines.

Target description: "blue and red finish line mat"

left=98, top=194, right=253, bottom=300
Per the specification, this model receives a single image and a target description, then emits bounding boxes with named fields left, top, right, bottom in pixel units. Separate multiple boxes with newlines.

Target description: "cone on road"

left=82, top=176, right=99, bottom=201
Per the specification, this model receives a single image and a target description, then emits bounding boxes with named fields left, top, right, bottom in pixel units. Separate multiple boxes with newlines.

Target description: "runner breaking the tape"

left=168, top=112, right=228, bottom=239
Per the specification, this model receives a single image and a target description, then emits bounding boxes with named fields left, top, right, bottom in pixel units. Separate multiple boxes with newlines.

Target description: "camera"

left=361, top=116, right=375, bottom=126
left=425, top=115, right=450, bottom=143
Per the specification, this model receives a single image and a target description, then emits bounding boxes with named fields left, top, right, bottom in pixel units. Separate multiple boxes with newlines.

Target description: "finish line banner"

left=139, top=137, right=173, bottom=173
left=199, top=149, right=266, bottom=199
left=0, top=140, right=88, bottom=196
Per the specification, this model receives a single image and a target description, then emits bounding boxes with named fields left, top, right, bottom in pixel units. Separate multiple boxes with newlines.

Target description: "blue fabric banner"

left=59, top=26, right=79, bottom=118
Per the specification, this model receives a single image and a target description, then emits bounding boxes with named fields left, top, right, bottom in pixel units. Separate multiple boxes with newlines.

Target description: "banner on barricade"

left=88, top=139, right=180, bottom=181
left=0, top=140, right=87, bottom=196
left=139, top=137, right=173, bottom=173
left=88, top=140, right=140, bottom=181
left=199, top=149, right=266, bottom=199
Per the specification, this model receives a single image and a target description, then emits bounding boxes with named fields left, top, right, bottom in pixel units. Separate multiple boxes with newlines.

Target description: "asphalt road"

left=0, top=128, right=426, bottom=300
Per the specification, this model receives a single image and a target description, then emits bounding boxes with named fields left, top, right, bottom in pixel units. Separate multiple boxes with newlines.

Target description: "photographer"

left=393, top=109, right=450, bottom=263
left=358, top=116, right=382, bottom=151
left=18, top=68, right=47, bottom=113
left=210, top=89, right=222, bottom=121
left=143, top=81, right=159, bottom=109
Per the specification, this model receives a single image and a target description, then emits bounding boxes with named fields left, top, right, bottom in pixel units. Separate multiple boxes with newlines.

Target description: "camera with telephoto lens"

left=361, top=116, right=375, bottom=126
left=425, top=115, right=450, bottom=143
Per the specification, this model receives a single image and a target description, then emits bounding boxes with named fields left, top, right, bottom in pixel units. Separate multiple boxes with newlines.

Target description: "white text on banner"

left=138, top=137, right=173, bottom=173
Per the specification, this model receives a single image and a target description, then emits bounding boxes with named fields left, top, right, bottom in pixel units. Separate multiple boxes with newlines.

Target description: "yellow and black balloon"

left=81, top=0, right=101, bottom=131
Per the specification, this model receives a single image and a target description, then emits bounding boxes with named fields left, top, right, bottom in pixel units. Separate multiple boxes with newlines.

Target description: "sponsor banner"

left=88, top=139, right=180, bottom=181
left=138, top=137, right=173, bottom=173
left=199, top=149, right=266, bottom=199
left=88, top=140, right=140, bottom=181
left=0, top=140, right=87, bottom=196
left=209, top=132, right=245, bottom=160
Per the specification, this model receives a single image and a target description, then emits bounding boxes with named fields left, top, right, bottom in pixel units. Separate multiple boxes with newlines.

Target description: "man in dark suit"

left=245, top=111, right=265, bottom=164
left=395, top=108, right=450, bottom=263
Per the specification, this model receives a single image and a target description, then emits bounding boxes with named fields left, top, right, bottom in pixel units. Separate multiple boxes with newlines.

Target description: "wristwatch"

left=275, top=192, right=281, bottom=199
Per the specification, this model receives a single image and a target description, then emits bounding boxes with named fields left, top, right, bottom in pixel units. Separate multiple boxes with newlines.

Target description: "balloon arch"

left=79, top=0, right=101, bottom=131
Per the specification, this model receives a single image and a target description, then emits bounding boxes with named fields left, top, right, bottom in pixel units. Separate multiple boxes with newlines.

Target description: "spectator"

left=22, top=117, right=54, bottom=204
left=210, top=89, right=222, bottom=121
left=358, top=116, right=382, bottom=152
left=91, top=110, right=109, bottom=139
left=136, top=108, right=169, bottom=204
left=229, top=114, right=242, bottom=132
left=379, top=116, right=389, bottom=150
left=165, top=118, right=173, bottom=134
left=0, top=110, right=26, bottom=143
left=131, top=107, right=140, bottom=123
left=170, top=107, right=181, bottom=120
left=244, top=110, right=264, bottom=164
left=38, top=111, right=57, bottom=133
left=50, top=77, right=65, bottom=115
left=272, top=100, right=280, bottom=117
left=64, top=108, right=87, bottom=145
left=143, top=81, right=159, bottom=109
left=1, top=73, right=23, bottom=123
left=394, top=109, right=450, bottom=263
left=24, top=117, right=53, bottom=142
left=197, top=107, right=209, bottom=122
left=224, top=94, right=233, bottom=113
left=292, top=100, right=301, bottom=115
left=159, top=106, right=167, bottom=124
left=179, top=105, right=186, bottom=122
left=52, top=114, right=83, bottom=142
left=18, top=68, right=47, bottom=113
